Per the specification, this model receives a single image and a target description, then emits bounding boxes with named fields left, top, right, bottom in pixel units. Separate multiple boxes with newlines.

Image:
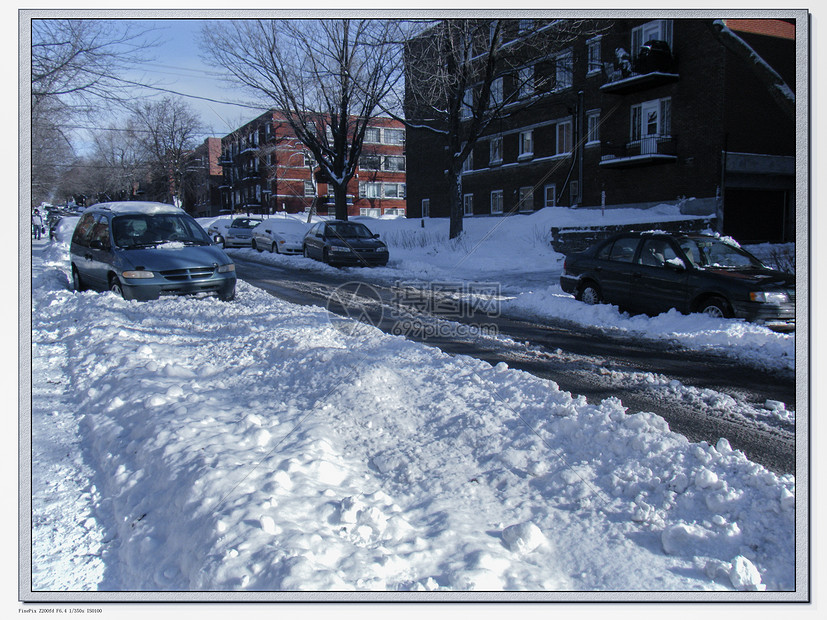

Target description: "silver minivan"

left=70, top=202, right=236, bottom=301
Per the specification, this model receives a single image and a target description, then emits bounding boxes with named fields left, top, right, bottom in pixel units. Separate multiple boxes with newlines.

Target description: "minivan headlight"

left=750, top=291, right=789, bottom=304
left=122, top=270, right=154, bottom=279
left=218, top=263, right=235, bottom=273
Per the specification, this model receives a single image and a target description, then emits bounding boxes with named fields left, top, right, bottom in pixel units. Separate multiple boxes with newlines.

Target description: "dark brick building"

left=405, top=17, right=799, bottom=242
left=218, top=111, right=406, bottom=218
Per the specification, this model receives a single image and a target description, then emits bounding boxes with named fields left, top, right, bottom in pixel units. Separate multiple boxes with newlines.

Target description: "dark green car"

left=560, top=232, right=794, bottom=331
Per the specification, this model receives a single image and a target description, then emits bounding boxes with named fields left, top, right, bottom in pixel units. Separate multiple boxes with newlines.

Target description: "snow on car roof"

left=96, top=202, right=185, bottom=215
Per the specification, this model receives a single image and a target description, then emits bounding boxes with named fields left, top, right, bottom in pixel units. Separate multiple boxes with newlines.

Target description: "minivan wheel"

left=109, top=276, right=124, bottom=298
left=579, top=283, right=602, bottom=305
left=699, top=296, right=731, bottom=318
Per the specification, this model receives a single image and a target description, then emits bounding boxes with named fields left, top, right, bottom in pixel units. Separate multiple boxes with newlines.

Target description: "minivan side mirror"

left=214, top=235, right=224, bottom=245
left=90, top=239, right=109, bottom=251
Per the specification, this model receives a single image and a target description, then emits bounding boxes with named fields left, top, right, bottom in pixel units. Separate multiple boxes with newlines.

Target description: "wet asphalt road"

left=232, top=253, right=798, bottom=474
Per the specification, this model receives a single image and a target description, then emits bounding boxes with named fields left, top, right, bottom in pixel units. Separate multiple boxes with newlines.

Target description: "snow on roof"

left=96, top=202, right=184, bottom=216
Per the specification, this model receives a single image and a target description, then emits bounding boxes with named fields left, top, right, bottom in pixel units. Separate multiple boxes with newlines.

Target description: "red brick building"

left=218, top=111, right=406, bottom=218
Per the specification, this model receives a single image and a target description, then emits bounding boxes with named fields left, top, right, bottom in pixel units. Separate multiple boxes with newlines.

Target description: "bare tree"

left=201, top=19, right=402, bottom=220
left=402, top=19, right=607, bottom=238
left=128, top=97, right=204, bottom=206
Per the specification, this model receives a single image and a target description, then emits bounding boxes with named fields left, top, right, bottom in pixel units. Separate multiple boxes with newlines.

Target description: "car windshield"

left=326, top=223, right=374, bottom=239
left=678, top=237, right=764, bottom=269
left=231, top=218, right=261, bottom=229
left=113, top=214, right=212, bottom=248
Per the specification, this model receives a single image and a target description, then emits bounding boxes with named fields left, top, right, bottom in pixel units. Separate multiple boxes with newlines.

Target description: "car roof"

left=88, top=201, right=185, bottom=216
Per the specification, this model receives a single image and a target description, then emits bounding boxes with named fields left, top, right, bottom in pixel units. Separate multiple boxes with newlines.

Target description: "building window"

left=632, top=19, right=673, bottom=54
left=463, top=193, right=474, bottom=216
left=570, top=180, right=580, bottom=205
left=383, top=128, right=405, bottom=145
left=360, top=207, right=381, bottom=217
left=304, top=181, right=315, bottom=197
left=555, top=50, right=573, bottom=90
left=586, top=110, right=601, bottom=144
left=490, top=77, right=503, bottom=108
left=543, top=184, right=557, bottom=207
left=364, top=127, right=381, bottom=143
left=519, top=130, right=534, bottom=159
left=556, top=120, right=573, bottom=155
left=383, top=156, right=406, bottom=172
left=360, top=181, right=382, bottom=198
left=518, top=187, right=534, bottom=212
left=383, top=183, right=406, bottom=199
left=631, top=98, right=672, bottom=152
left=360, top=155, right=381, bottom=170
left=461, top=144, right=473, bottom=173
left=422, top=199, right=430, bottom=217
left=518, top=65, right=535, bottom=99
left=490, top=190, right=504, bottom=214
left=461, top=87, right=474, bottom=119
left=490, top=136, right=503, bottom=164
left=587, top=36, right=602, bottom=75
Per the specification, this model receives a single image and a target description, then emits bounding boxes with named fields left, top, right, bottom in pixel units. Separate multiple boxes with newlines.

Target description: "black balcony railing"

left=599, top=134, right=678, bottom=167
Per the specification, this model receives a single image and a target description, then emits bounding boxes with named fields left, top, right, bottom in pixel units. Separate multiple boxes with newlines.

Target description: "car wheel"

left=71, top=266, right=86, bottom=292
left=272, top=242, right=279, bottom=254
left=303, top=245, right=311, bottom=259
left=699, top=296, right=731, bottom=318
left=109, top=276, right=124, bottom=298
left=252, top=239, right=260, bottom=252
left=322, top=248, right=331, bottom=265
left=578, top=282, right=602, bottom=305
left=219, top=287, right=236, bottom=302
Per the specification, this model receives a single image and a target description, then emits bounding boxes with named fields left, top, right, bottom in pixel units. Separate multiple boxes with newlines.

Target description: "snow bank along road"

left=231, top=254, right=796, bottom=475
left=28, top=240, right=799, bottom=594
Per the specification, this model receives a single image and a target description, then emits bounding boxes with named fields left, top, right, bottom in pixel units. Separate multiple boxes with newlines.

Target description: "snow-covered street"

left=26, top=210, right=802, bottom=596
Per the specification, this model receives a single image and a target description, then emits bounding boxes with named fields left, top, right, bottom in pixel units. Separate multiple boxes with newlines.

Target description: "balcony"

left=601, top=40, right=679, bottom=95
left=599, top=135, right=678, bottom=168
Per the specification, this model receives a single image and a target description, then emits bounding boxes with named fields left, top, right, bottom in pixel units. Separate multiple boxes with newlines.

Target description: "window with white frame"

left=632, top=20, right=673, bottom=54
left=461, top=87, right=474, bottom=119
left=383, top=156, right=406, bottom=172
left=631, top=98, right=672, bottom=152
left=518, top=187, right=534, bottom=212
left=519, top=130, right=534, bottom=159
left=360, top=208, right=381, bottom=217
left=464, top=193, right=474, bottom=216
left=586, top=110, right=601, bottom=144
left=556, top=120, right=573, bottom=155
left=490, top=190, right=504, bottom=214
left=364, top=127, right=381, bottom=143
left=518, top=66, right=535, bottom=99
left=490, top=135, right=503, bottom=164
left=360, top=154, right=381, bottom=170
left=461, top=145, right=473, bottom=173
left=587, top=36, right=602, bottom=75
left=383, top=183, right=406, bottom=199
left=543, top=184, right=557, bottom=207
left=383, top=128, right=405, bottom=145
left=555, top=50, right=573, bottom=90
left=360, top=181, right=382, bottom=198
left=490, top=77, right=503, bottom=109
left=421, top=199, right=430, bottom=217
left=304, top=181, right=315, bottom=197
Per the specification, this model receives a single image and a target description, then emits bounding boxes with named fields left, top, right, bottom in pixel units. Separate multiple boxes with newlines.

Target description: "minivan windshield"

left=113, top=214, right=212, bottom=248
left=678, top=237, right=764, bottom=269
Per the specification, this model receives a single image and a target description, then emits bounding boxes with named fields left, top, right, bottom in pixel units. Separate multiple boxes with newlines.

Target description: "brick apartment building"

left=404, top=17, right=799, bottom=243
left=217, top=111, right=406, bottom=218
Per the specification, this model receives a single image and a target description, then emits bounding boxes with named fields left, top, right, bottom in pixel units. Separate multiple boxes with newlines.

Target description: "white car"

left=222, top=217, right=263, bottom=248
left=205, top=218, right=233, bottom=243
left=251, top=219, right=308, bottom=254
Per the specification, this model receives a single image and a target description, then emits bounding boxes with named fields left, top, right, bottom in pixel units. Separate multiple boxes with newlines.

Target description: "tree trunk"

left=448, top=166, right=463, bottom=239
left=332, top=183, right=349, bottom=221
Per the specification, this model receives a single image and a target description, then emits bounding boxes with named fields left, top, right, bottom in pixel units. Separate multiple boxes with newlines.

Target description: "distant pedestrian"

left=32, top=210, right=44, bottom=240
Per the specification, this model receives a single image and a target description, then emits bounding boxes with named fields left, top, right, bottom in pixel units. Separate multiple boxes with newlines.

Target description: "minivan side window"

left=89, top=216, right=111, bottom=250
left=71, top=213, right=97, bottom=247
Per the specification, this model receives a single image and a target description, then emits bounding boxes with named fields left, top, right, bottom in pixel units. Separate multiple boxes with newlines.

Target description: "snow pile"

left=31, top=239, right=796, bottom=592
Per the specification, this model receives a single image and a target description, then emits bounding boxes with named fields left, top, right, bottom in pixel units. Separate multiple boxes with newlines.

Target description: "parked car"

left=219, top=217, right=262, bottom=248
left=205, top=218, right=233, bottom=243
left=303, top=220, right=389, bottom=267
left=70, top=202, right=236, bottom=301
left=251, top=218, right=308, bottom=254
left=559, top=231, right=795, bottom=330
